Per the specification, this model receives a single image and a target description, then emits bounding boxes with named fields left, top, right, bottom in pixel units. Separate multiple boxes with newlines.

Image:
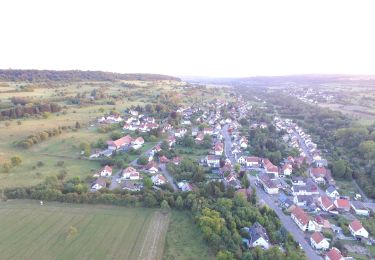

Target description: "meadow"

left=0, top=200, right=212, bottom=260
left=0, top=200, right=170, bottom=260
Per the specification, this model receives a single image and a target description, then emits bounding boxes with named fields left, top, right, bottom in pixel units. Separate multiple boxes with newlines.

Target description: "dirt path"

left=137, top=211, right=170, bottom=260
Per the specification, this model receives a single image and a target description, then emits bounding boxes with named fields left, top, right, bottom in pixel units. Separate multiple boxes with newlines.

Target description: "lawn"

left=163, top=211, right=214, bottom=260
left=0, top=200, right=169, bottom=260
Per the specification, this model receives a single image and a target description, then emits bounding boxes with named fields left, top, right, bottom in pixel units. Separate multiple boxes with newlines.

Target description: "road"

left=247, top=175, right=321, bottom=260
left=222, top=124, right=235, bottom=164
left=159, top=164, right=178, bottom=191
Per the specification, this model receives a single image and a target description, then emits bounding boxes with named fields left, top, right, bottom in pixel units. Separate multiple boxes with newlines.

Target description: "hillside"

left=0, top=69, right=180, bottom=82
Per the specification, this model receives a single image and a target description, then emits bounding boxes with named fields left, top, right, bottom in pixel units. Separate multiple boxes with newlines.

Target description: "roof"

left=246, top=156, right=260, bottom=163
left=123, top=167, right=137, bottom=173
left=248, top=222, right=269, bottom=245
left=291, top=206, right=310, bottom=226
left=94, top=178, right=106, bottom=187
left=321, top=195, right=334, bottom=210
left=215, top=143, right=224, bottom=151
left=207, top=155, right=220, bottom=161
left=107, top=135, right=133, bottom=147
left=326, top=247, right=343, bottom=260
left=310, top=167, right=329, bottom=177
left=258, top=173, right=277, bottom=189
left=326, top=185, right=337, bottom=194
left=349, top=219, right=364, bottom=232
left=351, top=200, right=367, bottom=211
left=103, top=165, right=112, bottom=172
left=335, top=198, right=350, bottom=209
left=311, top=232, right=325, bottom=244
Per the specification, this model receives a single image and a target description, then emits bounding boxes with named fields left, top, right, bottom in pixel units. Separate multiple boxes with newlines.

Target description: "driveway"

left=247, top=174, right=321, bottom=260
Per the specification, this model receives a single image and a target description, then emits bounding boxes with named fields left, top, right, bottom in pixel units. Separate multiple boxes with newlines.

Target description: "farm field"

left=0, top=200, right=170, bottom=260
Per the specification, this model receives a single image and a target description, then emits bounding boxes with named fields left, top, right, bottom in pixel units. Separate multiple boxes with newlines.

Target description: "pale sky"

left=1, top=0, right=375, bottom=77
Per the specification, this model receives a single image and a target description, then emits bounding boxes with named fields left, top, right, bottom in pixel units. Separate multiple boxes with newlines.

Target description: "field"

left=163, top=211, right=214, bottom=260
left=0, top=200, right=170, bottom=260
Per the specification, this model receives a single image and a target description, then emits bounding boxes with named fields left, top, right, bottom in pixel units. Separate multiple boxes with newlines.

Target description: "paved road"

left=109, top=169, right=122, bottom=190
left=222, top=124, right=235, bottom=164
left=159, top=164, right=178, bottom=191
left=247, top=175, right=321, bottom=260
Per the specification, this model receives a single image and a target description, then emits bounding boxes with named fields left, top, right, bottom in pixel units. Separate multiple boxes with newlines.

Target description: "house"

left=171, top=156, right=182, bottom=165
left=244, top=156, right=261, bottom=167
left=281, top=163, right=293, bottom=176
left=325, top=247, right=344, bottom=260
left=203, top=127, right=214, bottom=135
left=214, top=143, right=224, bottom=156
left=310, top=167, right=333, bottom=184
left=247, top=222, right=270, bottom=249
left=319, top=195, right=336, bottom=212
left=121, top=180, right=142, bottom=192
left=92, top=178, right=107, bottom=190
left=326, top=186, right=339, bottom=199
left=310, top=232, right=330, bottom=251
left=257, top=173, right=279, bottom=194
left=195, top=132, right=205, bottom=142
left=291, top=180, right=319, bottom=196
left=178, top=181, right=193, bottom=192
left=225, top=174, right=241, bottom=189
left=174, top=128, right=187, bottom=138
left=263, top=159, right=279, bottom=177
left=122, top=167, right=140, bottom=180
left=151, top=174, right=166, bottom=186
left=132, top=137, right=145, bottom=150
left=334, top=198, right=350, bottom=211
left=292, top=176, right=307, bottom=186
left=291, top=206, right=315, bottom=232
left=107, top=135, right=133, bottom=150
left=294, top=195, right=314, bottom=207
left=314, top=215, right=331, bottom=230
left=159, top=156, right=170, bottom=164
left=99, top=165, right=112, bottom=177
left=206, top=155, right=220, bottom=168
left=349, top=220, right=369, bottom=238
left=145, top=161, right=159, bottom=174
left=167, top=136, right=176, bottom=147
left=351, top=201, right=370, bottom=216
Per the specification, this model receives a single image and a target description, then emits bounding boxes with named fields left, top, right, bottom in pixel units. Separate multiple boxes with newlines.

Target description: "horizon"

left=1, top=0, right=375, bottom=77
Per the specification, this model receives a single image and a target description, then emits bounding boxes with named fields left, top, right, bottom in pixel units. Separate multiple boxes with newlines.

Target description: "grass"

left=0, top=200, right=169, bottom=260
left=163, top=211, right=214, bottom=260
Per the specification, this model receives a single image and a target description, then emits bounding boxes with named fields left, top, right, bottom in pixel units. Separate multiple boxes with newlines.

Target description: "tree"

left=161, top=200, right=170, bottom=214
left=75, top=121, right=81, bottom=129
left=143, top=177, right=153, bottom=189
left=332, top=160, right=347, bottom=179
left=216, top=250, right=235, bottom=260
left=176, top=195, right=184, bottom=209
left=10, top=156, right=22, bottom=167
left=2, top=162, right=11, bottom=173
left=359, top=140, right=375, bottom=160
left=137, top=156, right=148, bottom=165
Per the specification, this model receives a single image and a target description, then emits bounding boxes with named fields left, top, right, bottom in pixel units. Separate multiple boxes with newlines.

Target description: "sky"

left=1, top=0, right=375, bottom=77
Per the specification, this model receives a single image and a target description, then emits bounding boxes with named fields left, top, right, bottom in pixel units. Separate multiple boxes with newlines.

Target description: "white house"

left=326, top=185, right=339, bottom=199
left=310, top=232, right=330, bottom=251
left=122, top=167, right=140, bottom=180
left=257, top=174, right=279, bottom=194
left=92, top=178, right=106, bottom=190
left=325, top=247, right=344, bottom=260
left=206, top=155, right=220, bottom=168
left=351, top=201, right=370, bottom=216
left=291, top=206, right=315, bottom=232
left=145, top=162, right=159, bottom=174
left=349, top=220, right=369, bottom=238
left=247, top=222, right=270, bottom=249
left=151, top=174, right=166, bottom=186
left=100, top=165, right=112, bottom=177
left=281, top=163, right=293, bottom=176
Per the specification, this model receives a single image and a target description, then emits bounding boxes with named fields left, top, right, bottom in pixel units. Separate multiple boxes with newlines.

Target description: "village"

left=85, top=93, right=374, bottom=260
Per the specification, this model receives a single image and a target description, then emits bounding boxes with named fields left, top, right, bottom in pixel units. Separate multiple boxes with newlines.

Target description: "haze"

left=1, top=0, right=375, bottom=77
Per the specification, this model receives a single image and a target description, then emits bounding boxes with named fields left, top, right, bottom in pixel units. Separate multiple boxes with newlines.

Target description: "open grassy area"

left=163, top=211, right=214, bottom=260
left=0, top=200, right=170, bottom=260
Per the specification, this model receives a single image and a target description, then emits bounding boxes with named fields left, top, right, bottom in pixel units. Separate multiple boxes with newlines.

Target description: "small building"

left=310, top=231, right=330, bottom=251
left=291, top=206, right=315, bottom=232
left=319, top=195, right=336, bottom=212
left=122, top=167, right=140, bottom=180
left=325, top=247, right=344, bottom=260
left=151, top=174, right=166, bottom=186
left=99, top=165, right=112, bottom=177
left=326, top=185, right=339, bottom=199
left=349, top=219, right=369, bottom=238
left=206, top=155, right=220, bottom=168
left=145, top=161, right=159, bottom=174
left=247, top=222, right=270, bottom=249
left=92, top=178, right=107, bottom=190
left=350, top=201, right=370, bottom=216
left=334, top=198, right=350, bottom=212
left=257, top=173, right=279, bottom=194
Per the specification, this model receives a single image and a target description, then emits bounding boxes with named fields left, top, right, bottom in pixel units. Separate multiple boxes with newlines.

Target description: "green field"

left=0, top=200, right=170, bottom=260
left=163, top=211, right=214, bottom=260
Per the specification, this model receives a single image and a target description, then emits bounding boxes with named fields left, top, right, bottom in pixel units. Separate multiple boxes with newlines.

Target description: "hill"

left=0, top=69, right=180, bottom=82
